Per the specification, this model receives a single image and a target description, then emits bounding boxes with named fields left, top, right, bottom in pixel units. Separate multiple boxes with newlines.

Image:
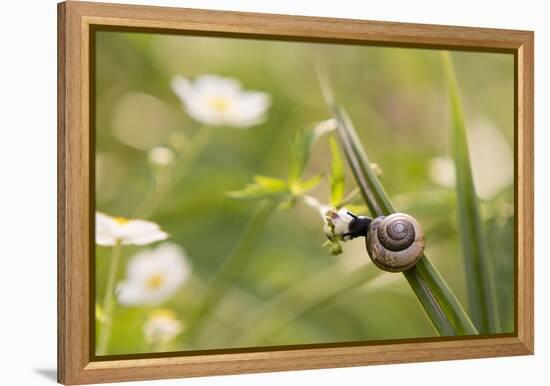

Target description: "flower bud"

left=323, top=207, right=354, bottom=241
left=148, top=146, right=175, bottom=166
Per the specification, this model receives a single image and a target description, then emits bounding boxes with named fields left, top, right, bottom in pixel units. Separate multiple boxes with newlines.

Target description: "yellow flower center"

left=147, top=274, right=165, bottom=290
left=114, top=217, right=129, bottom=225
left=207, top=97, right=230, bottom=113
left=151, top=308, right=176, bottom=320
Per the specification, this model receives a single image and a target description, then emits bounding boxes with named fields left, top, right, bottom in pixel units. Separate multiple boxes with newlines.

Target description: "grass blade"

left=441, top=51, right=501, bottom=333
left=318, top=67, right=477, bottom=336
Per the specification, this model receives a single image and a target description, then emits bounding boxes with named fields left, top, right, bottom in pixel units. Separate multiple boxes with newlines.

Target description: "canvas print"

left=94, top=30, right=515, bottom=356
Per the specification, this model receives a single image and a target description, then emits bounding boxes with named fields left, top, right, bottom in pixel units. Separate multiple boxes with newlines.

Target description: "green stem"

left=338, top=187, right=361, bottom=207
left=183, top=200, right=277, bottom=344
left=133, top=126, right=213, bottom=219
left=97, top=240, right=123, bottom=355
left=403, top=266, right=453, bottom=335
left=300, top=194, right=327, bottom=216
left=318, top=67, right=477, bottom=336
left=404, top=259, right=477, bottom=335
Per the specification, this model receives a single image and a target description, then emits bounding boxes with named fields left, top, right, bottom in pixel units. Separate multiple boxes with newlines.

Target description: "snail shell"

left=365, top=213, right=424, bottom=272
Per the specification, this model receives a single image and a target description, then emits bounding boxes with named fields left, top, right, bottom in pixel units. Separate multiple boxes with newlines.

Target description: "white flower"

left=429, top=119, right=513, bottom=200
left=96, top=212, right=168, bottom=246
left=171, top=74, right=270, bottom=128
left=323, top=207, right=355, bottom=240
left=143, top=309, right=184, bottom=344
left=148, top=146, right=175, bottom=166
left=116, top=243, right=191, bottom=306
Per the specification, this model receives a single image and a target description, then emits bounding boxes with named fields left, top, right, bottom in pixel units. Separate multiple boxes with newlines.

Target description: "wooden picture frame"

left=58, top=1, right=534, bottom=384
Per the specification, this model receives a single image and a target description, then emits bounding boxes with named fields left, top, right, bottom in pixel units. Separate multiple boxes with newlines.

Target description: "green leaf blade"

left=441, top=51, right=501, bottom=333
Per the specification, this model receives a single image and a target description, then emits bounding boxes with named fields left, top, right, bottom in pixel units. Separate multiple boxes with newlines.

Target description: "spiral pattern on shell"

left=377, top=216, right=415, bottom=251
left=366, top=213, right=425, bottom=272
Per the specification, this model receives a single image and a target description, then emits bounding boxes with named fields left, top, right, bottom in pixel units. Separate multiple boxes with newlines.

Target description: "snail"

left=365, top=213, right=425, bottom=272
left=325, top=210, right=424, bottom=272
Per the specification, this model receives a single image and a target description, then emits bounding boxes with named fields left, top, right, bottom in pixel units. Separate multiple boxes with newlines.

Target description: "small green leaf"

left=322, top=235, right=343, bottom=256
left=329, top=241, right=343, bottom=255
left=253, top=175, right=288, bottom=192
left=329, top=136, right=345, bottom=206
left=288, top=120, right=335, bottom=183
left=289, top=131, right=313, bottom=183
left=291, top=173, right=324, bottom=195
left=225, top=183, right=287, bottom=200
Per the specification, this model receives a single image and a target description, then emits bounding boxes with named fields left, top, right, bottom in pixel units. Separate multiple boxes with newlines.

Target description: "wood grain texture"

left=57, top=2, right=67, bottom=382
left=59, top=1, right=92, bottom=383
left=516, top=32, right=535, bottom=353
left=57, top=1, right=534, bottom=384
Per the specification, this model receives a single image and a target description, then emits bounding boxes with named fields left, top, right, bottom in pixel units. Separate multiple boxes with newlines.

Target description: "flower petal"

left=95, top=212, right=119, bottom=246
left=118, top=243, right=191, bottom=306
left=227, top=91, right=271, bottom=128
left=116, top=281, right=148, bottom=306
left=194, top=74, right=241, bottom=97
left=144, top=310, right=184, bottom=343
left=323, top=207, right=354, bottom=239
left=126, top=249, right=156, bottom=281
left=170, top=75, right=195, bottom=106
left=184, top=96, right=228, bottom=126
left=121, top=220, right=168, bottom=245
left=171, top=73, right=270, bottom=127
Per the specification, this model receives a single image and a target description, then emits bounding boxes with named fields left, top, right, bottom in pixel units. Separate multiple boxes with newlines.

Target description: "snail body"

left=365, top=213, right=424, bottom=272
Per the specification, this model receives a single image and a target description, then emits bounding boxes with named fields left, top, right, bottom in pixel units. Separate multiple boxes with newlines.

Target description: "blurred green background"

left=95, top=30, right=515, bottom=355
